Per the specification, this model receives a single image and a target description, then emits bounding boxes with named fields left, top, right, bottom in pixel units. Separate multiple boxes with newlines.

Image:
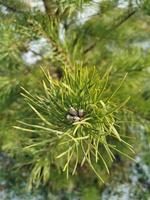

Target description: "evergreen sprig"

left=0, top=77, right=20, bottom=110
left=14, top=66, right=134, bottom=188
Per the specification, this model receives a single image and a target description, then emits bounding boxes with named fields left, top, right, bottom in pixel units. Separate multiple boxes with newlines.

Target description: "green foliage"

left=12, top=66, right=135, bottom=188
left=142, top=0, right=150, bottom=15
left=0, top=20, right=24, bottom=69
left=0, top=0, right=150, bottom=195
left=0, top=77, right=20, bottom=110
left=82, top=186, right=99, bottom=200
left=43, top=0, right=91, bottom=18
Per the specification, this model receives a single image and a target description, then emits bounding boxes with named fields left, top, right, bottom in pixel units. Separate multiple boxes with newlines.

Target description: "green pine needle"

left=14, top=65, right=134, bottom=188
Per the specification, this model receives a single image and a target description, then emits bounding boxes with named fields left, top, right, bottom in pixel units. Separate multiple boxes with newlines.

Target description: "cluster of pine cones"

left=66, top=107, right=85, bottom=123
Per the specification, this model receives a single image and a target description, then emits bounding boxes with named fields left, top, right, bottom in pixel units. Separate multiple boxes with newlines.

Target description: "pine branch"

left=0, top=77, right=21, bottom=110
left=42, top=0, right=53, bottom=17
left=112, top=9, right=136, bottom=30
left=27, top=16, right=72, bottom=67
left=84, top=9, right=137, bottom=54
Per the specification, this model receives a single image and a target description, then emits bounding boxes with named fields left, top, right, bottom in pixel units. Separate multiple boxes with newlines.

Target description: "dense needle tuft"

left=14, top=66, right=134, bottom=188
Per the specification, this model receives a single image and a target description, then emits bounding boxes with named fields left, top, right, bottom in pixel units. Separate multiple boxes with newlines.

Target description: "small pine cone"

left=73, top=116, right=80, bottom=122
left=78, top=109, right=84, bottom=117
left=66, top=114, right=74, bottom=122
left=69, top=107, right=77, bottom=116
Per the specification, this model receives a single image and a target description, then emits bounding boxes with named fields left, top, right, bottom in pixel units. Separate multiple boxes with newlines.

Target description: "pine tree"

left=0, top=0, right=150, bottom=194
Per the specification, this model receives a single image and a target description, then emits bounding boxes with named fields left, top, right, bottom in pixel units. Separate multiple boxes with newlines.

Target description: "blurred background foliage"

left=0, top=0, right=150, bottom=199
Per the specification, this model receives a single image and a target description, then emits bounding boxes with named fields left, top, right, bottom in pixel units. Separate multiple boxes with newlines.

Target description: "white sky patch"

left=26, top=0, right=45, bottom=11
left=118, top=0, right=138, bottom=8
left=133, top=40, right=150, bottom=50
left=59, top=23, right=65, bottom=42
left=22, top=38, right=52, bottom=65
left=0, top=5, right=9, bottom=14
left=76, top=3, right=99, bottom=25
left=118, top=0, right=129, bottom=8
left=22, top=51, right=41, bottom=65
left=29, top=38, right=48, bottom=53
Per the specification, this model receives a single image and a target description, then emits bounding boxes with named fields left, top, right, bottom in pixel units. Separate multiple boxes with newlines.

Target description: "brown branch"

left=83, top=42, right=96, bottom=54
left=111, top=9, right=136, bottom=30
left=42, top=0, right=53, bottom=17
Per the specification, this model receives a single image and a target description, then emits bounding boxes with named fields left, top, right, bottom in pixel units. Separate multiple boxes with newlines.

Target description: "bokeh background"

left=0, top=0, right=150, bottom=199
